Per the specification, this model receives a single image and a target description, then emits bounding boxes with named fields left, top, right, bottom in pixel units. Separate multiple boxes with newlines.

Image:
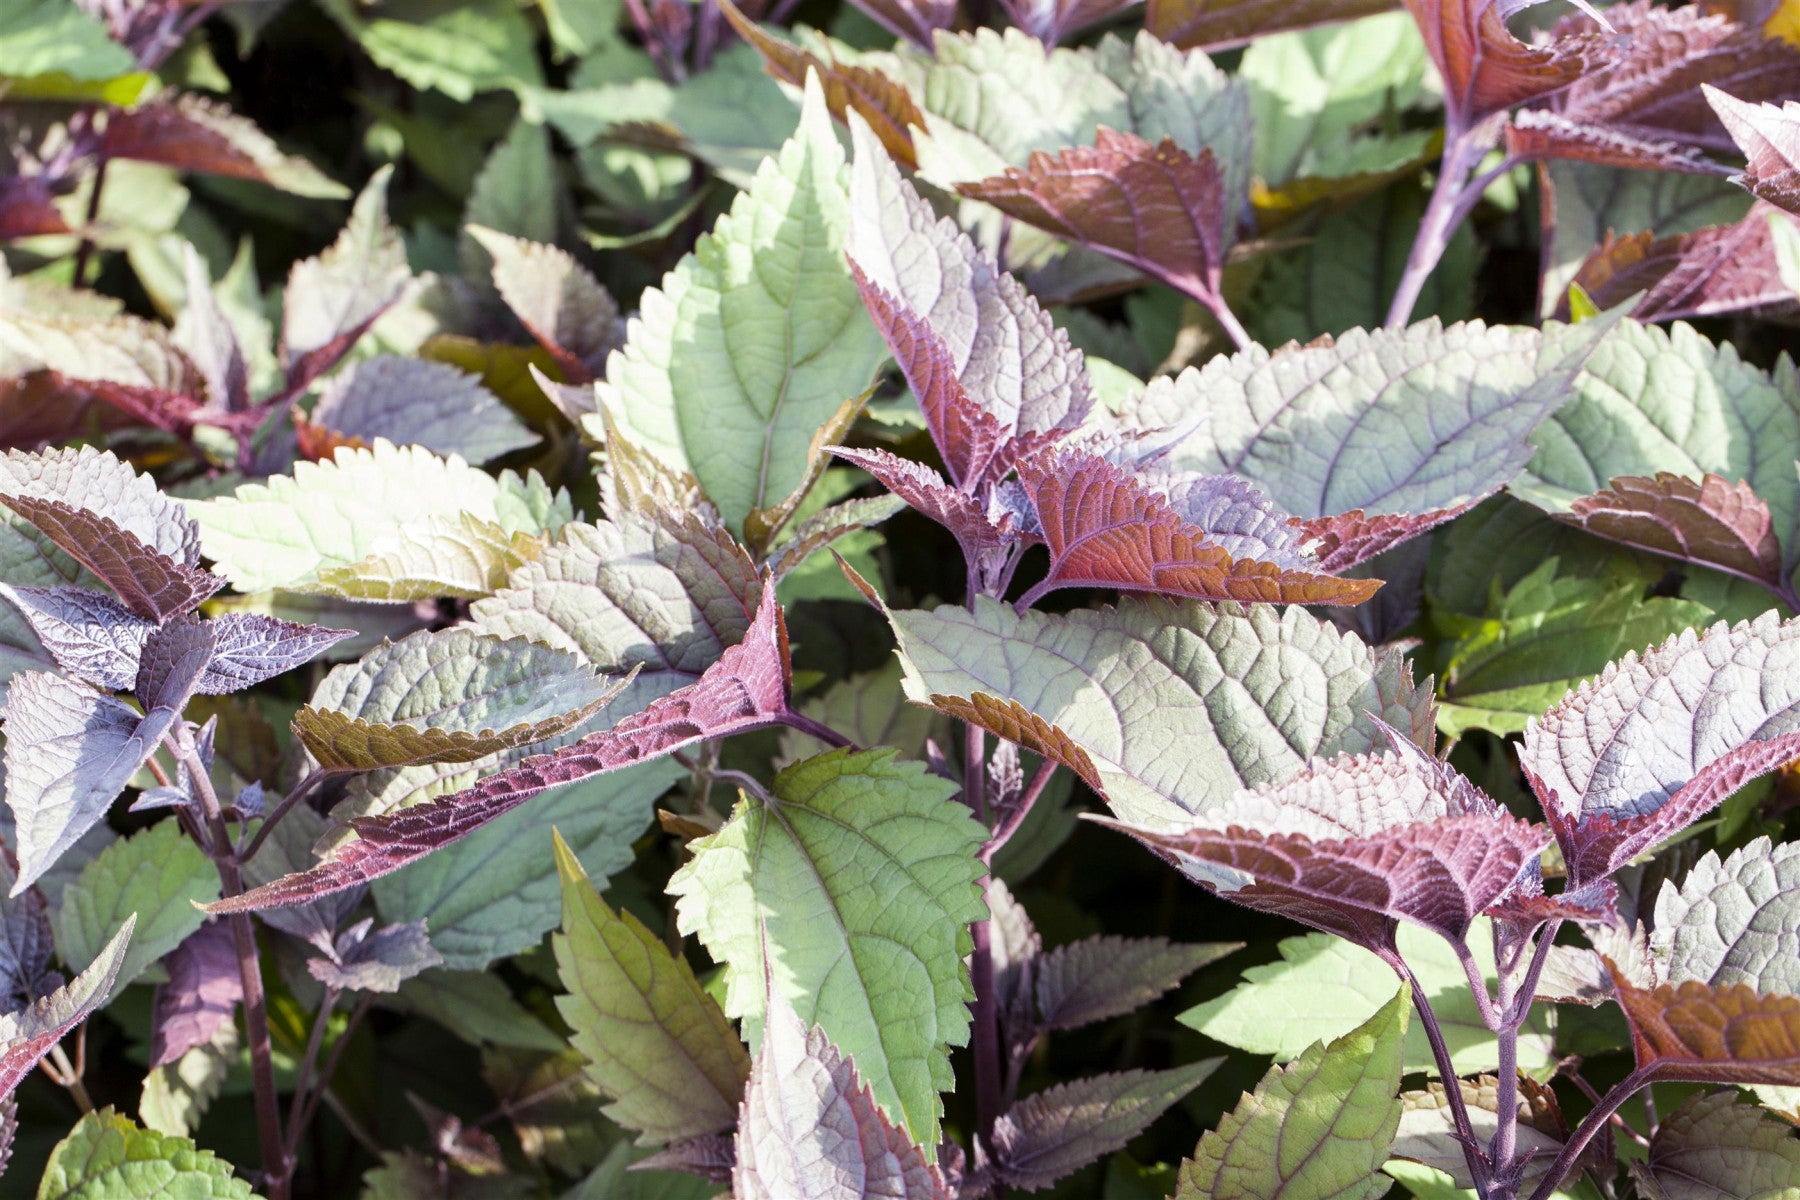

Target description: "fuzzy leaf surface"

left=1653, top=837, right=1800, bottom=993
left=1560, top=471, right=1785, bottom=593
left=1403, top=0, right=1597, bottom=127
left=1611, top=970, right=1800, bottom=1085
left=993, top=1064, right=1219, bottom=1192
left=0, top=587, right=151, bottom=692
left=1032, top=937, right=1238, bottom=1034
left=149, top=924, right=240, bottom=1069
left=36, top=1106, right=256, bottom=1199
left=469, top=226, right=623, bottom=382
left=0, top=918, right=131, bottom=1103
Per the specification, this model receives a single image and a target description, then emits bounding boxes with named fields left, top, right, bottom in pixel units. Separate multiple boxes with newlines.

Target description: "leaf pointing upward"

left=1405, top=0, right=1600, bottom=129
left=1706, top=86, right=1800, bottom=216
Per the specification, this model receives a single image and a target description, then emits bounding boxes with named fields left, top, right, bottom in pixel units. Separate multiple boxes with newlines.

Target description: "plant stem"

left=283, top=986, right=341, bottom=1165
left=173, top=725, right=290, bottom=1199
left=293, top=995, right=374, bottom=1151
left=1526, top=1068, right=1657, bottom=1200
left=72, top=158, right=109, bottom=288
left=969, top=895, right=1005, bottom=1185
left=237, top=770, right=334, bottom=864
left=1388, top=953, right=1491, bottom=1194
left=778, top=710, right=854, bottom=749
left=1202, top=290, right=1253, bottom=353
left=43, top=1042, right=92, bottom=1113
left=1386, top=127, right=1489, bottom=329
left=981, top=759, right=1056, bottom=865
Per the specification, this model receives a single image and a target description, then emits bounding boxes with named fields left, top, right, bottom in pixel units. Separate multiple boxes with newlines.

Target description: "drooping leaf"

left=1652, top=837, right=1800, bottom=994
left=1403, top=0, right=1599, bottom=130
left=97, top=92, right=348, bottom=198
left=1519, top=613, right=1800, bottom=886
left=1707, top=86, right=1800, bottom=216
left=733, top=994, right=950, bottom=1200
left=827, top=448, right=1014, bottom=566
left=669, top=748, right=987, bottom=1146
left=1031, top=936, right=1239, bottom=1035
left=765, top=494, right=908, bottom=582
left=552, top=829, right=750, bottom=1146
left=1147, top=0, right=1396, bottom=52
left=993, top=1064, right=1219, bottom=1192
left=293, top=628, right=628, bottom=771
left=1565, top=205, right=1800, bottom=324
left=884, top=594, right=1433, bottom=829
left=467, top=226, right=623, bottom=384
left=52, top=819, right=220, bottom=993
left=148, top=923, right=241, bottom=1069
left=1635, top=1091, right=1800, bottom=1199
left=307, top=919, right=441, bottom=993
left=1559, top=471, right=1785, bottom=595
left=0, top=917, right=131, bottom=1103
left=1610, top=968, right=1800, bottom=1086
left=0, top=496, right=223, bottom=623
left=299, top=355, right=540, bottom=466
left=187, top=439, right=569, bottom=594
left=1174, top=983, right=1409, bottom=1200
left=210, top=578, right=791, bottom=910
left=1, top=672, right=174, bottom=892
left=37, top=1106, right=256, bottom=1199
left=1012, top=446, right=1380, bottom=607
left=280, top=166, right=412, bottom=390
left=597, top=75, right=886, bottom=534
left=1390, top=1076, right=1567, bottom=1189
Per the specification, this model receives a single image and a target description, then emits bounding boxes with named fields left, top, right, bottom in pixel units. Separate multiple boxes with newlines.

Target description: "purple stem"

left=1201, top=289, right=1253, bottom=353
left=1386, top=128, right=1493, bottom=329
left=1387, top=951, right=1492, bottom=1194
left=236, top=770, right=336, bottom=864
left=1526, top=1067, right=1658, bottom=1200
left=980, top=758, right=1056, bottom=865
left=778, top=710, right=854, bottom=749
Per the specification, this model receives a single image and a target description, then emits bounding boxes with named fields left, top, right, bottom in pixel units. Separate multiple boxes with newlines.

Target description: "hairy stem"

left=1201, top=288, right=1253, bottom=353
left=1527, top=1068, right=1658, bottom=1200
left=174, top=725, right=290, bottom=1199
left=43, top=1041, right=92, bottom=1114
left=1389, top=952, right=1491, bottom=1194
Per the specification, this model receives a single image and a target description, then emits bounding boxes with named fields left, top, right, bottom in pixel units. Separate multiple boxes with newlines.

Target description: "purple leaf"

left=0, top=315, right=214, bottom=437
left=307, top=919, right=443, bottom=994
left=1706, top=86, right=1800, bottom=216
left=0, top=916, right=132, bottom=1104
left=837, top=0, right=954, bottom=47
left=0, top=446, right=202, bottom=567
left=991, top=1064, right=1218, bottom=1192
left=1294, top=504, right=1477, bottom=573
left=1563, top=204, right=1800, bottom=323
left=299, top=355, right=540, bottom=466
left=1522, top=614, right=1800, bottom=887
left=829, top=448, right=1016, bottom=564
left=134, top=617, right=215, bottom=715
left=1406, top=0, right=1603, bottom=132
left=1555, top=471, right=1786, bottom=595
left=198, top=614, right=354, bottom=695
left=148, top=923, right=241, bottom=1069
left=996, top=0, right=1141, bottom=44
left=2, top=672, right=176, bottom=892
left=734, top=994, right=950, bottom=1200
left=0, top=495, right=224, bottom=622
left=97, top=92, right=346, bottom=197
left=0, top=855, right=55, bottom=1012
left=1031, top=936, right=1239, bottom=1035
left=209, top=578, right=792, bottom=912
left=1146, top=0, right=1394, bottom=51
left=467, top=228, right=624, bottom=384
left=0, top=587, right=152, bottom=691
left=1013, top=446, right=1381, bottom=607
left=1609, top=967, right=1800, bottom=1086
left=0, top=177, right=72, bottom=241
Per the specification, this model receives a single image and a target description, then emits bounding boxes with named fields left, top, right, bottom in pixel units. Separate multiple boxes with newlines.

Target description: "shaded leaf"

left=766, top=494, right=908, bottom=581
left=468, top=227, right=623, bottom=383
left=1707, top=86, right=1800, bottom=216
left=1391, top=1077, right=1566, bottom=1189
left=1637, top=1090, right=1800, bottom=1199
left=140, top=1019, right=236, bottom=1139
left=0, top=854, right=52, bottom=1011
left=0, top=918, right=131, bottom=1103
left=993, top=1064, right=1219, bottom=1192
left=148, top=923, right=240, bottom=1069
left=53, top=820, right=219, bottom=993
left=308, top=919, right=441, bottom=993
left=1147, top=0, right=1396, bottom=52
left=552, top=830, right=750, bottom=1145
left=1032, top=936, right=1238, bottom=1034
left=98, top=92, right=347, bottom=198
left=37, top=1106, right=255, bottom=1199
left=281, top=166, right=412, bottom=390
left=0, top=313, right=210, bottom=436
left=301, top=355, right=539, bottom=466
left=671, top=748, right=986, bottom=1147
left=0, top=0, right=134, bottom=81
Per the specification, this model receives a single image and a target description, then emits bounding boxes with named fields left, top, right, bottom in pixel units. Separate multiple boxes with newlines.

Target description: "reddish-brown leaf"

left=1560, top=472, right=1784, bottom=593
left=957, top=130, right=1232, bottom=307
left=1564, top=205, right=1800, bottom=323
left=829, top=447, right=1015, bottom=560
left=209, top=578, right=793, bottom=912
left=1294, top=504, right=1476, bottom=573
left=97, top=93, right=344, bottom=196
left=0, top=178, right=71, bottom=242
left=1504, top=110, right=1723, bottom=174
left=0, top=495, right=225, bottom=622
left=1706, top=86, right=1800, bottom=216
left=1611, top=967, right=1800, bottom=1085
left=1014, top=447, right=1380, bottom=607
left=1146, top=0, right=1396, bottom=51
left=1406, top=0, right=1601, bottom=128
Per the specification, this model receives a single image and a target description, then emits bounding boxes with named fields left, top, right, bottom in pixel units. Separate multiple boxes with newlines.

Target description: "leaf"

left=1652, top=837, right=1800, bottom=994
left=0, top=0, right=134, bottom=82
left=293, top=629, right=629, bottom=771
left=1636, top=1091, right=1800, bottom=1200
left=840, top=0, right=955, bottom=46
left=1403, top=0, right=1599, bottom=130
left=315, top=0, right=542, bottom=101
left=827, top=447, right=1014, bottom=564
left=459, top=119, right=560, bottom=282
left=52, top=820, right=220, bottom=993
left=1, top=672, right=174, bottom=892
left=1707, top=87, right=1800, bottom=217
left=1012, top=446, right=1380, bottom=607
left=140, top=1018, right=235, bottom=1139
left=1147, top=0, right=1397, bottom=52
left=669, top=747, right=987, bottom=1146
left=209, top=578, right=791, bottom=910
left=304, top=514, right=547, bottom=603
left=188, top=439, right=569, bottom=593
left=37, top=1106, right=256, bottom=1199
left=197, top=614, right=353, bottom=694
left=301, top=355, right=540, bottom=465
left=597, top=75, right=887, bottom=534
left=552, top=829, right=750, bottom=1146
left=993, top=1064, right=1220, bottom=1192
left=171, top=245, right=248, bottom=414
left=0, top=497, right=223, bottom=623
left=0, top=587, right=151, bottom=692
left=1519, top=614, right=1800, bottom=886
left=766, top=494, right=908, bottom=582
left=388, top=969, right=563, bottom=1053
left=1390, top=1077, right=1567, bottom=1189
left=1182, top=920, right=1556, bottom=1076
left=733, top=994, right=951, bottom=1200
left=0, top=855, right=52, bottom=1010
left=308, top=919, right=441, bottom=993
left=96, top=92, right=348, bottom=198
left=1032, top=936, right=1238, bottom=1034
left=468, top=227, right=623, bottom=383
left=1560, top=472, right=1784, bottom=594
left=1174, top=983, right=1408, bottom=1200
left=1610, top=969, right=1800, bottom=1086
left=884, top=594, right=1433, bottom=829
left=1565, top=205, right=1800, bottom=324
left=280, top=166, right=412, bottom=390
left=148, top=923, right=241, bottom=1069
left=469, top=509, right=760, bottom=684
left=0, top=918, right=132, bottom=1103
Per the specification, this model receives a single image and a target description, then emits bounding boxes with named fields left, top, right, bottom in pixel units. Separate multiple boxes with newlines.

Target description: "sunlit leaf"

left=0, top=918, right=131, bottom=1103
left=468, top=226, right=624, bottom=384
left=280, top=166, right=412, bottom=390
left=97, top=92, right=348, bottom=198
left=37, top=1106, right=256, bottom=1199
left=1707, top=86, right=1800, bottom=216
left=1653, top=837, right=1800, bottom=994
left=300, top=355, right=539, bottom=466
left=1390, top=1077, right=1567, bottom=1189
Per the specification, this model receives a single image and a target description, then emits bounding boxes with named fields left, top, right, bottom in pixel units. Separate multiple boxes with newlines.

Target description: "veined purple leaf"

left=1609, top=966, right=1800, bottom=1086
left=199, top=615, right=354, bottom=695
left=1557, top=471, right=1785, bottom=594
left=846, top=117, right=1092, bottom=471
left=149, top=923, right=241, bottom=1069
left=1146, top=0, right=1395, bottom=52
left=829, top=448, right=1015, bottom=564
left=307, top=919, right=442, bottom=993
left=280, top=167, right=412, bottom=393
left=1295, top=505, right=1477, bottom=573
left=1031, top=937, right=1239, bottom=1035
left=1504, top=110, right=1725, bottom=174
left=0, top=916, right=132, bottom=1104
left=1404, top=0, right=1602, bottom=130
left=0, top=587, right=151, bottom=692
left=957, top=130, right=1235, bottom=311
left=135, top=617, right=215, bottom=716
left=1706, top=86, right=1800, bottom=216
left=1564, top=205, right=1800, bottom=323
left=1012, top=446, right=1380, bottom=607
left=0, top=495, right=224, bottom=622
left=734, top=994, right=950, bottom=1200
left=0, top=446, right=201, bottom=566
left=466, top=227, right=624, bottom=385
left=0, top=855, right=54, bottom=1012
left=97, top=92, right=347, bottom=198
left=301, top=355, right=540, bottom=466
left=0, top=315, right=213, bottom=437
left=992, top=1064, right=1217, bottom=1193
left=2, top=672, right=176, bottom=892
left=997, top=0, right=1143, bottom=45
left=1521, top=613, right=1800, bottom=887
left=210, top=578, right=792, bottom=912
left=0, top=177, right=72, bottom=242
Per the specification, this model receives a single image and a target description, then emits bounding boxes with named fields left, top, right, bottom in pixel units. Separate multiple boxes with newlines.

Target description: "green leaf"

left=1634, top=1091, right=1800, bottom=1200
left=668, top=747, right=988, bottom=1147
left=1175, top=984, right=1409, bottom=1200
left=0, top=0, right=134, bottom=84
left=460, top=120, right=562, bottom=282
left=1180, top=920, right=1555, bottom=1078
left=552, top=829, right=750, bottom=1145
left=884, top=595, right=1433, bottom=830
left=187, top=440, right=571, bottom=593
left=139, top=1021, right=236, bottom=1138
left=386, top=969, right=563, bottom=1053
left=595, top=75, right=887, bottom=534
left=306, top=513, right=548, bottom=602
left=37, top=1107, right=258, bottom=1199
left=315, top=0, right=543, bottom=101
left=375, top=759, right=681, bottom=971
left=51, top=821, right=219, bottom=993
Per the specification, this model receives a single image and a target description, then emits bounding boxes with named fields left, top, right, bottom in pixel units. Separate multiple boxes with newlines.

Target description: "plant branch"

left=1388, top=952, right=1491, bottom=1195
left=282, top=985, right=341, bottom=1165
left=777, top=710, right=854, bottom=749
left=1386, top=128, right=1492, bottom=329
left=71, top=158, right=109, bottom=288
left=981, top=758, right=1056, bottom=865
left=1200, top=288, right=1253, bottom=352
left=293, top=994, right=375, bottom=1150
left=237, top=770, right=335, bottom=864
left=1526, top=1067, right=1657, bottom=1200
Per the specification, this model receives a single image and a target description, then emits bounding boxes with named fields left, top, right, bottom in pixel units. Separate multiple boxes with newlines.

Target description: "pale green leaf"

left=668, top=747, right=988, bottom=1147
left=885, top=596, right=1433, bottom=830
left=0, top=0, right=133, bottom=83
left=1180, top=921, right=1555, bottom=1077
left=305, top=512, right=548, bottom=602
left=315, top=0, right=543, bottom=101
left=594, top=75, right=887, bottom=533
left=186, top=439, right=570, bottom=593
left=1652, top=837, right=1800, bottom=993
left=139, top=1022, right=236, bottom=1138
left=1175, top=983, right=1408, bottom=1200
left=460, top=120, right=561, bottom=282
left=37, top=1107, right=257, bottom=1199
left=553, top=829, right=750, bottom=1145
left=386, top=969, right=563, bottom=1053
left=51, top=821, right=219, bottom=993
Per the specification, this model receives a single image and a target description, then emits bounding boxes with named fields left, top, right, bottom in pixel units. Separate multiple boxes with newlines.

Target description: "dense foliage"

left=5, top=0, right=1800, bottom=1196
